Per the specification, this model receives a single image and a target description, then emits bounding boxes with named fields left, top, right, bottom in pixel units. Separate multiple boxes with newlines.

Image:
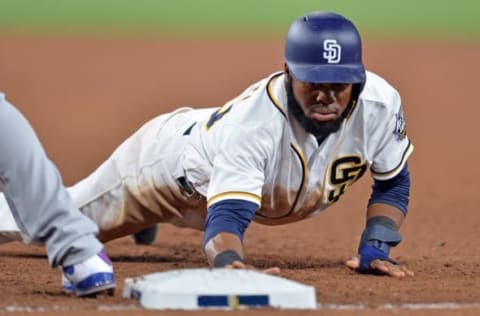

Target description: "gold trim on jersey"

left=371, top=140, right=414, bottom=180
left=266, top=72, right=287, bottom=119
left=344, top=100, right=357, bottom=120
left=207, top=191, right=261, bottom=208
left=296, top=120, right=349, bottom=218
left=255, top=143, right=307, bottom=219
left=289, top=143, right=308, bottom=212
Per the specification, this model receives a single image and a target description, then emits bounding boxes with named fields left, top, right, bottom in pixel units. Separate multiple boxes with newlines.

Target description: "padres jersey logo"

left=327, top=155, right=367, bottom=203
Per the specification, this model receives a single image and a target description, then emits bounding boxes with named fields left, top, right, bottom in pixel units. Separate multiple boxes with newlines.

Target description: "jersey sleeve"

left=206, top=123, right=274, bottom=208
left=368, top=92, right=414, bottom=181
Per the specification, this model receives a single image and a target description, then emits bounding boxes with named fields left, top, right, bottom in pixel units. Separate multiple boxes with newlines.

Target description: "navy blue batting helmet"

left=285, top=11, right=366, bottom=84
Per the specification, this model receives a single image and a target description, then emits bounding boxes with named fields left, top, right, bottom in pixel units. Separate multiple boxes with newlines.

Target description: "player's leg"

left=55, top=107, right=206, bottom=243
left=66, top=110, right=196, bottom=242
left=0, top=96, right=115, bottom=296
left=66, top=126, right=167, bottom=242
left=0, top=192, right=23, bottom=243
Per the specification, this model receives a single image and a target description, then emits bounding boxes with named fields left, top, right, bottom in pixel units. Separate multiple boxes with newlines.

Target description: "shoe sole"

left=77, top=283, right=116, bottom=297
left=67, top=272, right=116, bottom=297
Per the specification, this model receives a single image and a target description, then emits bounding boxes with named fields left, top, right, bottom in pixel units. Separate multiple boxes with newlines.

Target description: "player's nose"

left=314, top=88, right=335, bottom=105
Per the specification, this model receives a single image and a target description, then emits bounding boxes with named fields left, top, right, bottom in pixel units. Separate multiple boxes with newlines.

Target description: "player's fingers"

left=393, top=264, right=414, bottom=277
left=370, top=260, right=402, bottom=276
left=345, top=256, right=359, bottom=270
left=370, top=260, right=413, bottom=278
left=224, top=261, right=280, bottom=275
left=224, top=261, right=248, bottom=269
left=262, top=267, right=281, bottom=275
left=400, top=265, right=415, bottom=277
left=231, top=261, right=248, bottom=269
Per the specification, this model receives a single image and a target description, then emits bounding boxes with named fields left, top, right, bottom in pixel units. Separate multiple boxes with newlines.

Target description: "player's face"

left=290, top=79, right=353, bottom=123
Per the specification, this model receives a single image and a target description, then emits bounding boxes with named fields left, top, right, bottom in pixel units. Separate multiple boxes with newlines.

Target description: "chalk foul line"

left=1, top=302, right=480, bottom=312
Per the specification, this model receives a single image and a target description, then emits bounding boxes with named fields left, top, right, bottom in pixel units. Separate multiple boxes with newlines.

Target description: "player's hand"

left=224, top=260, right=281, bottom=275
left=345, top=255, right=414, bottom=278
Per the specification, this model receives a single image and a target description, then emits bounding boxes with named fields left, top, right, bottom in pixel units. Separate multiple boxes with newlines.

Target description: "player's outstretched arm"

left=204, top=232, right=280, bottom=275
left=204, top=232, right=244, bottom=267
left=202, top=198, right=280, bottom=274
left=346, top=163, right=413, bottom=277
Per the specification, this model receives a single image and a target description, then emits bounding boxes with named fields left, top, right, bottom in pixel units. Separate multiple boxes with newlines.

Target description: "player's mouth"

left=309, top=108, right=338, bottom=122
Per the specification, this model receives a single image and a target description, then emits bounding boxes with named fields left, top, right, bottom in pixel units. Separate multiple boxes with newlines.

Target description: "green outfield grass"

left=0, top=0, right=479, bottom=39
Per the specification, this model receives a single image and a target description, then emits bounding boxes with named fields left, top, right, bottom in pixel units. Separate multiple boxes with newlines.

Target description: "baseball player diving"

left=0, top=11, right=414, bottom=277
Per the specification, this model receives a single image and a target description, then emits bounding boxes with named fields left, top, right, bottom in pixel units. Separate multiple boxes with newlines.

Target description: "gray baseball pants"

left=0, top=94, right=102, bottom=267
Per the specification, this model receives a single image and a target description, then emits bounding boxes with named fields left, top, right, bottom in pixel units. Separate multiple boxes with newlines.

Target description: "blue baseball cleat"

left=62, top=249, right=115, bottom=297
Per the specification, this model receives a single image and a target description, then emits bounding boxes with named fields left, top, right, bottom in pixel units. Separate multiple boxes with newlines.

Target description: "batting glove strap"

left=359, top=216, right=402, bottom=252
left=357, top=216, right=402, bottom=273
left=358, top=243, right=398, bottom=273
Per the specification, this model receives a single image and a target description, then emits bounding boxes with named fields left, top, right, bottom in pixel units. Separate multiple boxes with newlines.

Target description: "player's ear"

left=284, top=63, right=292, bottom=82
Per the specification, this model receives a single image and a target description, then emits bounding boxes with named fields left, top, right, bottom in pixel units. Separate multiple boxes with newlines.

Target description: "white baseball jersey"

left=0, top=70, right=413, bottom=242
left=184, top=70, right=413, bottom=225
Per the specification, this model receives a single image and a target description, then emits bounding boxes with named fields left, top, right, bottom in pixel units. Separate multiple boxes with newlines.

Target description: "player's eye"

left=332, top=84, right=349, bottom=92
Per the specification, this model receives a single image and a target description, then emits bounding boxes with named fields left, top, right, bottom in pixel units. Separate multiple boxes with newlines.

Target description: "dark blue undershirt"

left=203, top=199, right=257, bottom=246
left=368, top=163, right=410, bottom=215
